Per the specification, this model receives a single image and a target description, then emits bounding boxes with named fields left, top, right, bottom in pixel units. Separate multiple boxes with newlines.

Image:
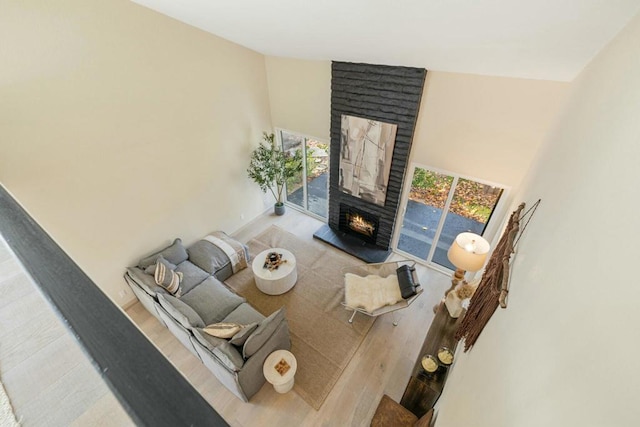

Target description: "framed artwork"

left=338, top=115, right=398, bottom=206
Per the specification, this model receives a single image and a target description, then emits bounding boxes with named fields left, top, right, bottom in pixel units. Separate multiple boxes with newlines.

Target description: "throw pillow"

left=154, top=257, right=183, bottom=296
left=212, top=342, right=245, bottom=371
left=203, top=322, right=244, bottom=339
left=396, top=264, right=417, bottom=299
left=243, top=307, right=286, bottom=359
left=138, top=238, right=189, bottom=269
left=144, top=256, right=176, bottom=276
left=229, top=322, right=259, bottom=346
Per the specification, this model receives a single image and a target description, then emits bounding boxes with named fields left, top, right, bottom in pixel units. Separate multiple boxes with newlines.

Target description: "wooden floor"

left=0, top=237, right=133, bottom=426
left=0, top=208, right=451, bottom=426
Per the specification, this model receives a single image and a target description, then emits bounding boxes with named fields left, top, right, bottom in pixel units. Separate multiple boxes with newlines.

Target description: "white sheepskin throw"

left=344, top=273, right=402, bottom=313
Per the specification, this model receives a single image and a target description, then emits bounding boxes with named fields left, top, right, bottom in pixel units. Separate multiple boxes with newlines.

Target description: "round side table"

left=263, top=350, right=297, bottom=393
left=252, top=248, right=297, bottom=295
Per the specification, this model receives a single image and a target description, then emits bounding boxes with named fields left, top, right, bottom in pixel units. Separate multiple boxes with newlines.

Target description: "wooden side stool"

left=370, top=394, right=433, bottom=427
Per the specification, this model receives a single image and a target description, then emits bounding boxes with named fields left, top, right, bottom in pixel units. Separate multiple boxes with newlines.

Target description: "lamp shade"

left=447, top=232, right=490, bottom=272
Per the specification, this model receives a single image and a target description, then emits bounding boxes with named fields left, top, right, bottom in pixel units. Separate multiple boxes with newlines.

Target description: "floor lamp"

left=435, top=232, right=490, bottom=313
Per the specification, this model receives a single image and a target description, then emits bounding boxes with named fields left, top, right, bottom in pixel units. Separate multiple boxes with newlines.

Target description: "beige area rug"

left=0, top=379, right=19, bottom=426
left=225, top=225, right=376, bottom=410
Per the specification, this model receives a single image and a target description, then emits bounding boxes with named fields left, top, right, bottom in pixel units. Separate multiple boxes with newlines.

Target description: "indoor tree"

left=247, top=132, right=303, bottom=215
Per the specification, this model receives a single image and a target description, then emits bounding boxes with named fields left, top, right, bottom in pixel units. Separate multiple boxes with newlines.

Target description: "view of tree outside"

left=281, top=133, right=328, bottom=194
left=279, top=130, right=329, bottom=218
left=409, top=169, right=502, bottom=223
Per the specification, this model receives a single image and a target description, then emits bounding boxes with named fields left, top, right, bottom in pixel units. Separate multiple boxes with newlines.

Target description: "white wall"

left=411, top=72, right=569, bottom=188
left=265, top=57, right=331, bottom=140
left=0, top=0, right=272, bottom=306
left=436, top=10, right=640, bottom=427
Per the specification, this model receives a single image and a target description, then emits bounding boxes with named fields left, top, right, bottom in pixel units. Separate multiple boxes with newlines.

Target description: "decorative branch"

left=455, top=203, right=525, bottom=351
left=498, top=212, right=521, bottom=308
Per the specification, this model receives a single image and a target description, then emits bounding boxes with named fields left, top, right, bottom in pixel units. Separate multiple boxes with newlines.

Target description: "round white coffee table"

left=263, top=349, right=297, bottom=393
left=252, top=248, right=297, bottom=295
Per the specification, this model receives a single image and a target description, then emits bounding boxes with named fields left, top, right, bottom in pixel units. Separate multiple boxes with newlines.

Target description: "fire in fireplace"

left=339, top=204, right=379, bottom=244
left=348, top=213, right=375, bottom=238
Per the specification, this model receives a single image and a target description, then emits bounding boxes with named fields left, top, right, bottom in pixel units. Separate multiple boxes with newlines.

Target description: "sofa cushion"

left=187, top=232, right=249, bottom=281
left=243, top=307, right=286, bottom=358
left=154, top=257, right=183, bottom=296
left=138, top=238, right=189, bottom=269
left=229, top=323, right=259, bottom=347
left=187, top=240, right=231, bottom=276
left=180, top=277, right=245, bottom=325
left=157, top=293, right=205, bottom=329
left=203, top=322, right=243, bottom=339
left=174, top=260, right=210, bottom=294
left=126, top=267, right=166, bottom=297
left=222, top=303, right=265, bottom=325
left=193, top=329, right=244, bottom=371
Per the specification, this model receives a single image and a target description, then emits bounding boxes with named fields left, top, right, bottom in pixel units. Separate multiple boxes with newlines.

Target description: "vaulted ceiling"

left=132, top=0, right=640, bottom=81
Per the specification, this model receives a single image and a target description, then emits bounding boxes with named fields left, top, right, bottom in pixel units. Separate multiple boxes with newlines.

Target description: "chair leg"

left=391, top=311, right=398, bottom=326
left=348, top=310, right=357, bottom=324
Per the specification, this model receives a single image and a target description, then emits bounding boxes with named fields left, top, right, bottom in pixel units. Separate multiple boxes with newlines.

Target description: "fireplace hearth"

left=313, top=224, right=391, bottom=263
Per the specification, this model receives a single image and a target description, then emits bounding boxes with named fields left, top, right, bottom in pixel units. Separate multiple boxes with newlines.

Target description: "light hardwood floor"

left=0, top=209, right=451, bottom=426
left=0, top=237, right=133, bottom=426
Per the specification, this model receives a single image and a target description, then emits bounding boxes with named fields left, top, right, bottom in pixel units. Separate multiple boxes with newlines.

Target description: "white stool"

left=263, top=350, right=297, bottom=393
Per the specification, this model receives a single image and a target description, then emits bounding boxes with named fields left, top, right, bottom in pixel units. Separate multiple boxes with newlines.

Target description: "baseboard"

left=230, top=206, right=272, bottom=240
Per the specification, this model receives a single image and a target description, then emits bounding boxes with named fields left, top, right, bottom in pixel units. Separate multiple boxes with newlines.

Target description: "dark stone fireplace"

left=313, top=61, right=427, bottom=263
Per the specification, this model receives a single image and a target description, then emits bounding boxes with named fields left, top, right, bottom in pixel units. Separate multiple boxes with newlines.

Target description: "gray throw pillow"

left=229, top=323, right=259, bottom=347
left=138, top=238, right=189, bottom=269
left=243, top=308, right=286, bottom=358
left=157, top=294, right=205, bottom=329
left=213, top=342, right=245, bottom=371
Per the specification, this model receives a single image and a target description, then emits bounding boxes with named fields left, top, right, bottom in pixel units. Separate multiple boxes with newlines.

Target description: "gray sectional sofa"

left=124, top=233, right=291, bottom=402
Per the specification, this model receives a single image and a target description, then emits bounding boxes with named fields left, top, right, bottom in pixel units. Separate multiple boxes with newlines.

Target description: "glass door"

left=396, top=168, right=454, bottom=260
left=395, top=165, right=505, bottom=271
left=278, top=129, right=329, bottom=219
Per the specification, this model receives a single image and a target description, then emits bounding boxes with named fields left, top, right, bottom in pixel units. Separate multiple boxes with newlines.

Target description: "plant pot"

left=274, top=203, right=285, bottom=216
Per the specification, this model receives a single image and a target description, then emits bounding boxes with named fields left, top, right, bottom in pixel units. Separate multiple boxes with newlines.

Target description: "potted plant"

left=247, top=132, right=303, bottom=215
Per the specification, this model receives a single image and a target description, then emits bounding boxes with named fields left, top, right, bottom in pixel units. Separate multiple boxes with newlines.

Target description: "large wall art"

left=338, top=114, right=398, bottom=206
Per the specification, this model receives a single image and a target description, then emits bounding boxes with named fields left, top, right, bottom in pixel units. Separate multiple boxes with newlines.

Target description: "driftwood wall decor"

left=455, top=200, right=540, bottom=351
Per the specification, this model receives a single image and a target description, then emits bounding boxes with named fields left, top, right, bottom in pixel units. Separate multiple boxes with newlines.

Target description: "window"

left=394, top=165, right=506, bottom=271
left=277, top=129, right=329, bottom=219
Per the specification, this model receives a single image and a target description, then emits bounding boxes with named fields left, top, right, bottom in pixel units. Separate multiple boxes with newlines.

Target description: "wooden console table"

left=400, top=303, right=463, bottom=418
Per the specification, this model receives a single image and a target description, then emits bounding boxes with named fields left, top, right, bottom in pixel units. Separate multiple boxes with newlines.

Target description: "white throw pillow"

left=202, top=322, right=243, bottom=339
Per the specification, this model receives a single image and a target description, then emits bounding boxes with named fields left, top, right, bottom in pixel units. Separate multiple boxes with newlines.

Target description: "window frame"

left=392, top=162, right=510, bottom=275
left=275, top=128, right=330, bottom=222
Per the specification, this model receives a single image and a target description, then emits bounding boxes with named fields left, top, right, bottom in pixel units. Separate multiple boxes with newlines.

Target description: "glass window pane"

left=280, top=130, right=305, bottom=209
left=397, top=168, right=454, bottom=260
left=306, top=138, right=329, bottom=218
left=432, top=179, right=503, bottom=270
